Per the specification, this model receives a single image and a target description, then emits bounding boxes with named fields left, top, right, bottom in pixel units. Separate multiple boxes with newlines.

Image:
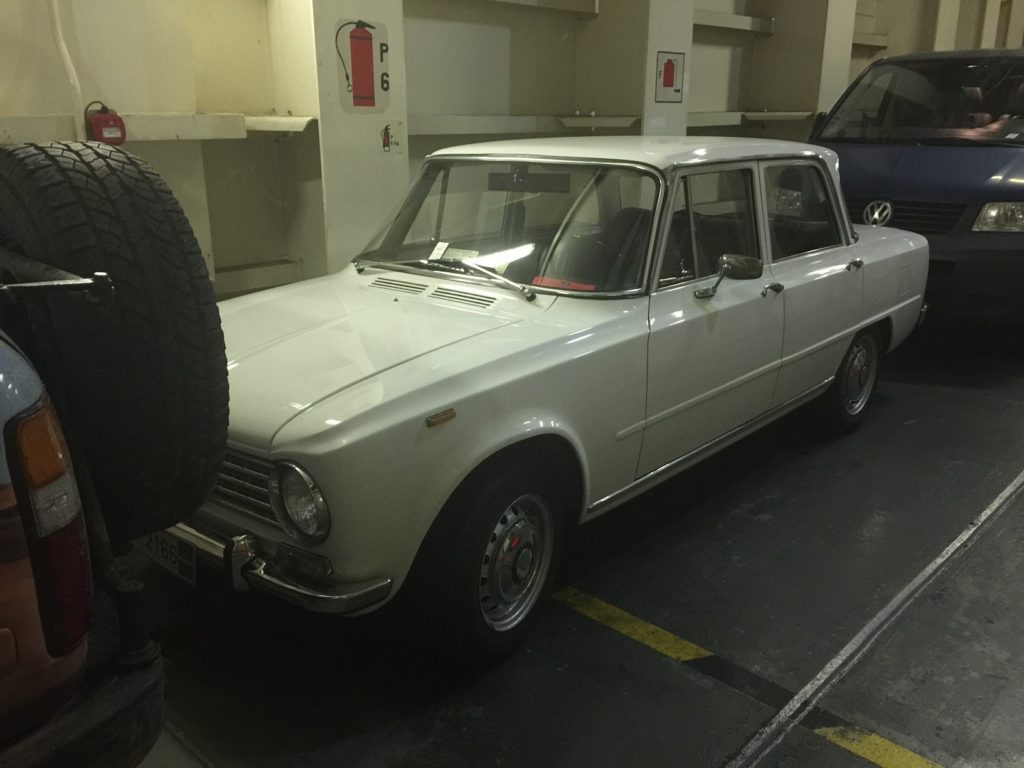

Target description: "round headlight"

left=268, top=462, right=330, bottom=544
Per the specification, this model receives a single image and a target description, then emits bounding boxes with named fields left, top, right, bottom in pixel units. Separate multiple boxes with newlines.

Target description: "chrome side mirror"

left=694, top=255, right=764, bottom=299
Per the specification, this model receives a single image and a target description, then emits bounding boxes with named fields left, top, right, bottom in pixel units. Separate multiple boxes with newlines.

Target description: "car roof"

left=429, top=136, right=833, bottom=171
left=879, top=48, right=1024, bottom=63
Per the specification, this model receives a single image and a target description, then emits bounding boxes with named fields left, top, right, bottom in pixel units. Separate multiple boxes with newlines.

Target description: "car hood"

left=219, top=270, right=529, bottom=450
left=823, top=143, right=1024, bottom=203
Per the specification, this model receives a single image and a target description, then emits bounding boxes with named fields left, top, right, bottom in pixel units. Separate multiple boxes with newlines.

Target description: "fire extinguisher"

left=335, top=21, right=376, bottom=108
left=84, top=100, right=127, bottom=145
left=662, top=58, right=676, bottom=89
left=381, top=124, right=391, bottom=152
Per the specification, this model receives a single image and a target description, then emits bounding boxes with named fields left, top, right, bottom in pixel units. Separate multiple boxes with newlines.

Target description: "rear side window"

left=764, top=164, right=842, bottom=261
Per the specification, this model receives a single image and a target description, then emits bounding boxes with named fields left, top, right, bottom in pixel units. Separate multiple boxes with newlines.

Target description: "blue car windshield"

left=820, top=57, right=1024, bottom=144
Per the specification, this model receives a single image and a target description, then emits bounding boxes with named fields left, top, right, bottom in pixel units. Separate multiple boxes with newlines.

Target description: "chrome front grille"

left=848, top=198, right=967, bottom=236
left=213, top=450, right=279, bottom=527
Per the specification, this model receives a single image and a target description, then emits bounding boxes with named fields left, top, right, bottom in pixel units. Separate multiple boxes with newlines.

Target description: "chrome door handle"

left=761, top=282, right=784, bottom=297
left=846, top=258, right=864, bottom=271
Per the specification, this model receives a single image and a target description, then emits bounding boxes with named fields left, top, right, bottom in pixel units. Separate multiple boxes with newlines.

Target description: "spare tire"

left=0, top=141, right=228, bottom=544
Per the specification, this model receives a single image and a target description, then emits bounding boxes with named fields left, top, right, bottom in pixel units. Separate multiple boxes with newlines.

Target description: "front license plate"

left=136, top=531, right=197, bottom=587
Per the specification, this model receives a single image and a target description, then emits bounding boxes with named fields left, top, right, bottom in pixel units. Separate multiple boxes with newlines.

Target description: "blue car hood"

left=822, top=143, right=1024, bottom=203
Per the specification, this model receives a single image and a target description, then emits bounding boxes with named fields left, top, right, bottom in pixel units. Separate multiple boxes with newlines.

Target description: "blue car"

left=812, top=49, right=1024, bottom=321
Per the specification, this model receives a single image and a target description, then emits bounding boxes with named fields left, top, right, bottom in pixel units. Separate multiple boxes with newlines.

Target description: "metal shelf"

left=409, top=115, right=560, bottom=135
left=688, top=111, right=813, bottom=128
left=0, top=113, right=325, bottom=143
left=852, top=31, right=889, bottom=48
left=688, top=111, right=744, bottom=128
left=244, top=115, right=318, bottom=133
left=693, top=9, right=774, bottom=35
left=0, top=113, right=251, bottom=143
left=487, top=0, right=598, bottom=17
left=408, top=114, right=639, bottom=136
left=0, top=115, right=76, bottom=144
left=121, top=113, right=246, bottom=141
left=557, top=115, right=640, bottom=130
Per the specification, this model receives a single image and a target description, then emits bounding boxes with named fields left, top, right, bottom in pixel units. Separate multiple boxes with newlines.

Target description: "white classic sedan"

left=168, top=136, right=927, bottom=661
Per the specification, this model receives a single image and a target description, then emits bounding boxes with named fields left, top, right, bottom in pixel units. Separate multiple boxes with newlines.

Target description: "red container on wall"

left=350, top=23, right=376, bottom=108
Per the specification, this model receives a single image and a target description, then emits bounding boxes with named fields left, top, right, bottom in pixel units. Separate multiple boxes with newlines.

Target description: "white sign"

left=655, top=51, right=684, bottom=104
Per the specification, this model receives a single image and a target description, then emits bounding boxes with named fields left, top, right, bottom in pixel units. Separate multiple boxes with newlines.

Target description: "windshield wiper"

left=356, top=258, right=536, bottom=302
left=448, top=258, right=536, bottom=302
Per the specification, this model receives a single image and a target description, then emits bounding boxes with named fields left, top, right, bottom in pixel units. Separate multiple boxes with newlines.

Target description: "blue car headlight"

left=973, top=202, right=1024, bottom=232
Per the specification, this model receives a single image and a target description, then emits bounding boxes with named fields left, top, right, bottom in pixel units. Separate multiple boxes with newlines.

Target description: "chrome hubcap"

left=479, top=493, right=552, bottom=632
left=840, top=338, right=876, bottom=416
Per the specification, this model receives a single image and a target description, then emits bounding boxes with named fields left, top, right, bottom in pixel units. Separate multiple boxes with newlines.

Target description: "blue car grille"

left=212, top=450, right=279, bottom=527
left=847, top=199, right=967, bottom=236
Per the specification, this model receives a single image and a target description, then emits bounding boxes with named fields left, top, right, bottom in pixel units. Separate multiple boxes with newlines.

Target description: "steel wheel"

left=407, top=459, right=566, bottom=665
left=838, top=332, right=879, bottom=417
left=478, top=493, right=554, bottom=632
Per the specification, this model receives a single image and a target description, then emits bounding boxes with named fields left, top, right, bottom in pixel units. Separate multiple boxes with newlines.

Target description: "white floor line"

left=722, top=465, right=1024, bottom=768
left=163, top=721, right=220, bottom=768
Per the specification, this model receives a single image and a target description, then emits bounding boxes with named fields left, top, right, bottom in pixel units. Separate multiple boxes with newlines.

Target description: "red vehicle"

left=0, top=142, right=227, bottom=767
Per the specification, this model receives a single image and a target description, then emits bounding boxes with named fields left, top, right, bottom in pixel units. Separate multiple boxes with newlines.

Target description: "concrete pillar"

left=980, top=0, right=1002, bottom=47
left=1007, top=0, right=1024, bottom=48
left=817, top=0, right=857, bottom=112
left=313, top=0, right=409, bottom=272
left=933, top=0, right=960, bottom=50
left=642, top=0, right=694, bottom=135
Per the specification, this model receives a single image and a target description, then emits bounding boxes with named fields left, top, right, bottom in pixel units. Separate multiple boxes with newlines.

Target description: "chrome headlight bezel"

left=268, top=462, right=330, bottom=545
left=973, top=202, right=1024, bottom=232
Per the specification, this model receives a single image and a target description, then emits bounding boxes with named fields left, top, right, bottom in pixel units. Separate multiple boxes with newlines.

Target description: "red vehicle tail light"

left=13, top=403, right=91, bottom=657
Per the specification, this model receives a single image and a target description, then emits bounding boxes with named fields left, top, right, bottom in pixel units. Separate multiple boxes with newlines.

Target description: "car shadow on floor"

left=143, top=412, right=825, bottom=764
left=882, top=314, right=1024, bottom=389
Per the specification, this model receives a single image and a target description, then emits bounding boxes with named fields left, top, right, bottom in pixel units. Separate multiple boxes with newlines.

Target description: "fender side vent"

left=430, top=287, right=496, bottom=308
left=370, top=276, right=429, bottom=294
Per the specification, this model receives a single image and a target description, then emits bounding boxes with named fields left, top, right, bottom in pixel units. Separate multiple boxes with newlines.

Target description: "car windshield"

left=359, top=159, right=660, bottom=294
left=819, top=57, right=1024, bottom=145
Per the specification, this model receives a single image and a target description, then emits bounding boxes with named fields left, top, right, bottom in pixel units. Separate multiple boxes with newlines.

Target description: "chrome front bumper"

left=168, top=523, right=392, bottom=614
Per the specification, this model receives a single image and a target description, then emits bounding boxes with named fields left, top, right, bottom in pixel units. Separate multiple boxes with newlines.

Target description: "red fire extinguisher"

left=84, top=100, right=126, bottom=145
left=662, top=58, right=676, bottom=88
left=335, top=21, right=376, bottom=108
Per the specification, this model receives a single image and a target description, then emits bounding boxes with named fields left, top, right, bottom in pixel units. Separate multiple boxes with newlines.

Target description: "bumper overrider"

left=169, top=522, right=392, bottom=614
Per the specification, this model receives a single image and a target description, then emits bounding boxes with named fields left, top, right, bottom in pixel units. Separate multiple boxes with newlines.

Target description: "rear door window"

left=763, top=163, right=842, bottom=261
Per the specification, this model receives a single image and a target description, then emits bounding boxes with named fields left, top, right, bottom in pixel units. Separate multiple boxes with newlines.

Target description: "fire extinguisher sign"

left=655, top=51, right=684, bottom=104
left=335, top=19, right=391, bottom=113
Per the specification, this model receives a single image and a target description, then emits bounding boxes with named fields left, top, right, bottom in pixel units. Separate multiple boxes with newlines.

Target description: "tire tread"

left=0, top=141, right=228, bottom=542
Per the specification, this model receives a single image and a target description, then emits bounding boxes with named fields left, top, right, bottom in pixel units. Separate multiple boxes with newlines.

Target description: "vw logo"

left=863, top=200, right=894, bottom=226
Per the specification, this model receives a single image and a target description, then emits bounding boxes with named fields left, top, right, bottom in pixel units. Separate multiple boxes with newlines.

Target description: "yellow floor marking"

left=554, top=587, right=945, bottom=768
left=552, top=587, right=711, bottom=662
left=816, top=727, right=944, bottom=768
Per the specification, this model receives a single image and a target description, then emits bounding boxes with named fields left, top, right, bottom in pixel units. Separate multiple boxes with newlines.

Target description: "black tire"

left=0, top=141, right=227, bottom=543
left=819, top=326, right=881, bottom=434
left=408, top=459, right=565, bottom=667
